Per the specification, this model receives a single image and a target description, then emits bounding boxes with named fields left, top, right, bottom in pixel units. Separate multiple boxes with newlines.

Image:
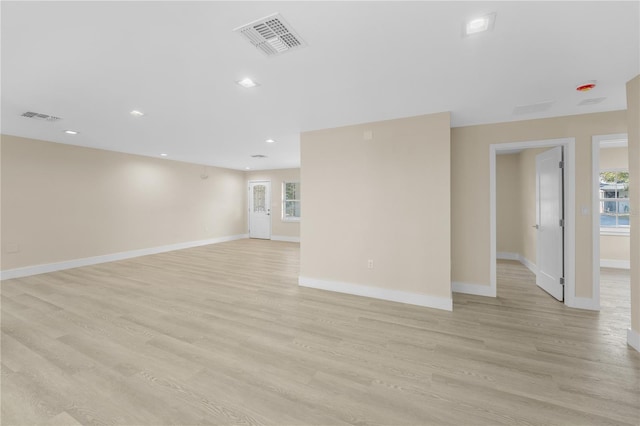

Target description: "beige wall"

left=627, top=75, right=640, bottom=335
left=451, top=110, right=627, bottom=298
left=245, top=168, right=300, bottom=239
left=1, top=135, right=246, bottom=270
left=599, top=146, right=630, bottom=262
left=300, top=112, right=451, bottom=299
left=496, top=154, right=521, bottom=254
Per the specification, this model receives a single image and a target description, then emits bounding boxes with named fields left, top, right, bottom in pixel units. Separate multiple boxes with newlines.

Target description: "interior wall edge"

left=627, top=328, right=640, bottom=352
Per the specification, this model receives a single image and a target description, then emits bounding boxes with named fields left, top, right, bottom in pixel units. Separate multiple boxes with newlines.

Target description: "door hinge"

left=559, top=219, right=564, bottom=227
left=559, top=161, right=564, bottom=169
left=560, top=277, right=565, bottom=285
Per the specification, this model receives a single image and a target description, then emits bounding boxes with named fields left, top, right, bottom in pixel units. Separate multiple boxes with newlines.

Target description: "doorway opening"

left=591, top=134, right=629, bottom=312
left=490, top=138, right=576, bottom=306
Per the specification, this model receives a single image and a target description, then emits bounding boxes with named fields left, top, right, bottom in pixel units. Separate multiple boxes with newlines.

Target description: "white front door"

left=249, top=181, right=271, bottom=239
left=535, top=146, right=564, bottom=301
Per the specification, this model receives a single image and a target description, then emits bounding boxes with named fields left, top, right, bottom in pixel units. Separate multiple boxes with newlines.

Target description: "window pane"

left=618, top=214, right=630, bottom=226
left=600, top=170, right=629, bottom=231
left=285, top=182, right=300, bottom=201
left=253, top=185, right=266, bottom=212
left=284, top=201, right=300, bottom=218
left=600, top=213, right=617, bottom=227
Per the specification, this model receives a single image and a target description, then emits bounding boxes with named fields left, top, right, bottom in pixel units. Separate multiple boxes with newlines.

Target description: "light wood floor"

left=2, top=239, right=639, bottom=425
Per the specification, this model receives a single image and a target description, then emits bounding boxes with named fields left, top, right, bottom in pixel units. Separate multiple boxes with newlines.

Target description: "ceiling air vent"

left=251, top=154, right=268, bottom=158
left=234, top=13, right=306, bottom=57
left=578, top=97, right=606, bottom=106
left=21, top=111, right=62, bottom=122
left=513, top=100, right=554, bottom=115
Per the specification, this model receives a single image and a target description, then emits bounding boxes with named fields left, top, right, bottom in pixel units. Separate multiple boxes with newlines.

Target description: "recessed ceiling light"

left=130, top=110, right=145, bottom=117
left=245, top=166, right=251, bottom=170
left=464, top=13, right=496, bottom=36
left=237, top=78, right=259, bottom=88
left=63, top=130, right=79, bottom=135
left=265, top=139, right=275, bottom=143
left=160, top=153, right=168, bottom=157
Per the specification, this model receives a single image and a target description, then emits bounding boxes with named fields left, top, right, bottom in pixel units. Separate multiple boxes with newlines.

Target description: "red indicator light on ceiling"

left=576, top=83, right=596, bottom=92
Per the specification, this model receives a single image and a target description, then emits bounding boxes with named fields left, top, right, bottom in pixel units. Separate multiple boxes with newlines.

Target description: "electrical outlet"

left=367, top=259, right=374, bottom=269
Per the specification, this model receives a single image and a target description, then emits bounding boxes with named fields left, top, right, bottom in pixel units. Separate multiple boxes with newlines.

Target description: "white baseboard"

left=271, top=235, right=300, bottom=243
left=496, top=252, right=538, bottom=275
left=518, top=256, right=538, bottom=275
left=496, top=252, right=519, bottom=261
left=627, top=328, right=640, bottom=352
left=298, top=276, right=452, bottom=311
left=0, top=234, right=249, bottom=280
left=600, top=259, right=630, bottom=269
left=567, top=296, right=600, bottom=311
left=452, top=281, right=496, bottom=297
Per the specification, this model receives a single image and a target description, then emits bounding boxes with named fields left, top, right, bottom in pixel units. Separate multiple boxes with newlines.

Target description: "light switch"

left=581, top=206, right=590, bottom=216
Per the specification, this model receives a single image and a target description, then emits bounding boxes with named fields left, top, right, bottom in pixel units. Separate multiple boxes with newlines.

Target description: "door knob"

left=532, top=224, right=539, bottom=229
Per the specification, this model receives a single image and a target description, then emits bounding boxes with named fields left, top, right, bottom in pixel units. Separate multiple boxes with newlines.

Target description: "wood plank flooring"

left=2, top=239, right=639, bottom=425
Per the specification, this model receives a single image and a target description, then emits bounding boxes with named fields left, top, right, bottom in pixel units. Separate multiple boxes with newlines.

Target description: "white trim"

left=627, top=328, right=640, bottom=352
left=568, top=296, right=600, bottom=311
left=452, top=281, right=495, bottom=297
left=600, top=259, right=631, bottom=269
left=496, top=252, right=519, bottom=261
left=600, top=229, right=631, bottom=236
left=592, top=137, right=602, bottom=312
left=497, top=252, right=537, bottom=275
left=271, top=235, right=300, bottom=243
left=298, top=276, right=453, bottom=311
left=519, top=255, right=538, bottom=276
left=490, top=138, right=576, bottom=308
left=490, top=145, right=497, bottom=299
left=599, top=139, right=628, bottom=149
left=0, top=234, right=248, bottom=280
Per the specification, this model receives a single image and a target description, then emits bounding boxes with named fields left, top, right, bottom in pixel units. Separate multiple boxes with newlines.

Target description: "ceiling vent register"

left=21, top=111, right=62, bottom=122
left=234, top=13, right=306, bottom=57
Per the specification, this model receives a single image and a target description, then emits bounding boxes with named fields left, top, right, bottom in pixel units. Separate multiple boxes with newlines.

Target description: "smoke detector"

left=576, top=81, right=597, bottom=92
left=21, top=111, right=62, bottom=122
left=234, top=13, right=307, bottom=57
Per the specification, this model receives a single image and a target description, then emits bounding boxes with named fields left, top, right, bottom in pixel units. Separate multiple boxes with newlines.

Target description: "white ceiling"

left=2, top=1, right=638, bottom=170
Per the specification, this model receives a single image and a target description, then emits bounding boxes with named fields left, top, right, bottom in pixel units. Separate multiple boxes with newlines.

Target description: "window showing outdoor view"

left=599, top=170, right=629, bottom=230
left=283, top=182, right=301, bottom=221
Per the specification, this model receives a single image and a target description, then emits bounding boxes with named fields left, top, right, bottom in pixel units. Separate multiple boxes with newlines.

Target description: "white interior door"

left=535, top=146, right=564, bottom=301
left=249, top=181, right=271, bottom=239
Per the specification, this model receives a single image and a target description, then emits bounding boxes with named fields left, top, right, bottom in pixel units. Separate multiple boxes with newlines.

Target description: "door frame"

left=591, top=133, right=629, bottom=311
left=248, top=180, right=272, bottom=239
left=490, top=138, right=576, bottom=307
